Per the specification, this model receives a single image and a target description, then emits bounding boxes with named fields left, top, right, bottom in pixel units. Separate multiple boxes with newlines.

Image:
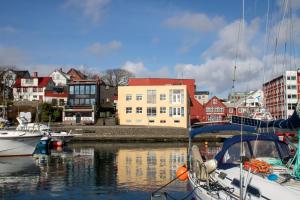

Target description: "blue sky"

left=1, top=0, right=300, bottom=97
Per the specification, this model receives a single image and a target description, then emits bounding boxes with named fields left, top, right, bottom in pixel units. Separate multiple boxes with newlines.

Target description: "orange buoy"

left=176, top=165, right=188, bottom=181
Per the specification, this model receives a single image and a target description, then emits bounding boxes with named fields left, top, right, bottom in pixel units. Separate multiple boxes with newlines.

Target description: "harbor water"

left=0, top=142, right=221, bottom=200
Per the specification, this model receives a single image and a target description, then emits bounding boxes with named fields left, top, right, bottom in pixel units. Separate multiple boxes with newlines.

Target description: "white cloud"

left=164, top=12, right=225, bottom=32
left=271, top=15, right=300, bottom=46
left=202, top=18, right=261, bottom=60
left=0, top=26, right=16, bottom=34
left=121, top=61, right=169, bottom=78
left=63, top=0, right=110, bottom=23
left=174, top=57, right=267, bottom=97
left=86, top=40, right=122, bottom=56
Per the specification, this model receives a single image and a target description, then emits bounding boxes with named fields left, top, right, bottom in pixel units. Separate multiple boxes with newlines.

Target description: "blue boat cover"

left=190, top=124, right=256, bottom=138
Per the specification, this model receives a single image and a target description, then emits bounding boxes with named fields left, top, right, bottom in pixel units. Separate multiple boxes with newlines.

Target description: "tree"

left=39, top=103, right=62, bottom=122
left=101, top=69, right=134, bottom=86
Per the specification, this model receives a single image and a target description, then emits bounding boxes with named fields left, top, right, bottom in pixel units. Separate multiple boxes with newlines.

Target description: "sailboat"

left=188, top=104, right=300, bottom=200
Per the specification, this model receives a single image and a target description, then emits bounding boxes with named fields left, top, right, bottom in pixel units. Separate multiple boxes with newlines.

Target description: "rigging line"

left=273, top=0, right=289, bottom=76
left=263, top=0, right=270, bottom=85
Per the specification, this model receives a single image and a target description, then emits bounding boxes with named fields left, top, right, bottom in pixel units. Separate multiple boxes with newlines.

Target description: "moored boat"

left=0, top=130, right=43, bottom=156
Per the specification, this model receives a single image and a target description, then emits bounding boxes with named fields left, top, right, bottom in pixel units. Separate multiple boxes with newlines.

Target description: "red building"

left=204, top=96, right=227, bottom=122
left=128, top=78, right=206, bottom=124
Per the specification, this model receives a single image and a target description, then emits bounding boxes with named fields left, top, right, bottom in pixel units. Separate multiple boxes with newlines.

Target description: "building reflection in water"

left=116, top=147, right=187, bottom=188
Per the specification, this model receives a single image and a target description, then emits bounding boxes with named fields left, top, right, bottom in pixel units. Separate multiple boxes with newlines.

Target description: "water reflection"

left=0, top=142, right=221, bottom=200
left=116, top=147, right=186, bottom=190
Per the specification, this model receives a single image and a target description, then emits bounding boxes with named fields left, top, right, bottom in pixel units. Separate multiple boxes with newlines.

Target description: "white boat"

left=0, top=130, right=43, bottom=156
left=16, top=116, right=49, bottom=132
left=16, top=116, right=74, bottom=143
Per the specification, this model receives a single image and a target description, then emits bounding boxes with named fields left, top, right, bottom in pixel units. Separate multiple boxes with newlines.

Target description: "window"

left=160, top=94, right=166, bottom=100
left=91, top=99, right=95, bottom=105
left=86, top=85, right=91, bottom=94
left=38, top=88, right=43, bottom=92
left=90, top=85, right=96, bottom=94
left=229, top=108, right=233, bottom=113
left=59, top=99, right=65, bottom=106
left=17, top=88, right=21, bottom=92
left=85, top=98, right=91, bottom=105
left=80, top=85, right=85, bottom=94
left=69, top=99, right=74, bottom=105
left=33, top=87, right=37, bottom=92
left=212, top=99, right=217, bottom=104
left=75, top=85, right=80, bottom=94
left=147, top=90, right=156, bottom=104
left=25, top=79, right=33, bottom=84
left=173, top=108, right=181, bottom=116
left=160, top=120, right=166, bottom=123
left=52, top=99, right=58, bottom=105
left=250, top=141, right=279, bottom=158
left=206, top=107, right=212, bottom=113
left=23, top=88, right=27, bottom=92
left=222, top=142, right=251, bottom=164
left=136, top=94, right=142, bottom=101
left=291, top=76, right=296, bottom=80
left=170, top=89, right=183, bottom=104
left=149, top=120, right=155, bottom=123
left=126, top=107, right=132, bottom=114
left=160, top=107, right=166, bottom=114
left=174, top=120, right=180, bottom=123
left=136, top=107, right=142, bottom=114
left=147, top=107, right=156, bottom=116
left=33, top=95, right=37, bottom=98
left=126, top=95, right=132, bottom=101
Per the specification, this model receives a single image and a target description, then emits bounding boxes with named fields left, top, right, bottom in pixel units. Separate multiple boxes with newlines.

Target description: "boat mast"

left=239, top=0, right=245, bottom=199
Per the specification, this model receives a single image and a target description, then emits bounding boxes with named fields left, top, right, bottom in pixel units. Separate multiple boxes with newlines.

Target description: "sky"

left=1, top=0, right=300, bottom=97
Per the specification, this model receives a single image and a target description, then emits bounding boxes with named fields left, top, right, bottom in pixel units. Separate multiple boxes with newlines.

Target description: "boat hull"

left=0, top=136, right=42, bottom=156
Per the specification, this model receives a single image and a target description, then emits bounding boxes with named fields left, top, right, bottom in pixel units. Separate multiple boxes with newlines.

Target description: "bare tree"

left=102, top=69, right=134, bottom=86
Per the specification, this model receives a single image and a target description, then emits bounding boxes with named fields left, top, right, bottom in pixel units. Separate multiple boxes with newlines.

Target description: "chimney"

left=32, top=72, right=38, bottom=77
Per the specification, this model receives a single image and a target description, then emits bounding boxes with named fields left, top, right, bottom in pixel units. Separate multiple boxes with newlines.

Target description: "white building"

left=194, top=91, right=209, bottom=104
left=225, top=89, right=264, bottom=117
left=49, top=68, right=70, bottom=86
left=13, top=73, right=55, bottom=102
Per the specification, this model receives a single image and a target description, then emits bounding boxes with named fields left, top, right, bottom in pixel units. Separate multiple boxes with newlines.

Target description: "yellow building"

left=118, top=85, right=188, bottom=128
left=116, top=148, right=187, bottom=188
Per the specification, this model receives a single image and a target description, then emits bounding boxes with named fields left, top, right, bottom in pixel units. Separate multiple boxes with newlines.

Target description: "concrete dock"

left=51, top=125, right=236, bottom=142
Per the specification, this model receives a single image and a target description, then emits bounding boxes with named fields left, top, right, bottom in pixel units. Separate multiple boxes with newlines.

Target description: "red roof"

left=45, top=91, right=68, bottom=98
left=13, top=77, right=53, bottom=88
